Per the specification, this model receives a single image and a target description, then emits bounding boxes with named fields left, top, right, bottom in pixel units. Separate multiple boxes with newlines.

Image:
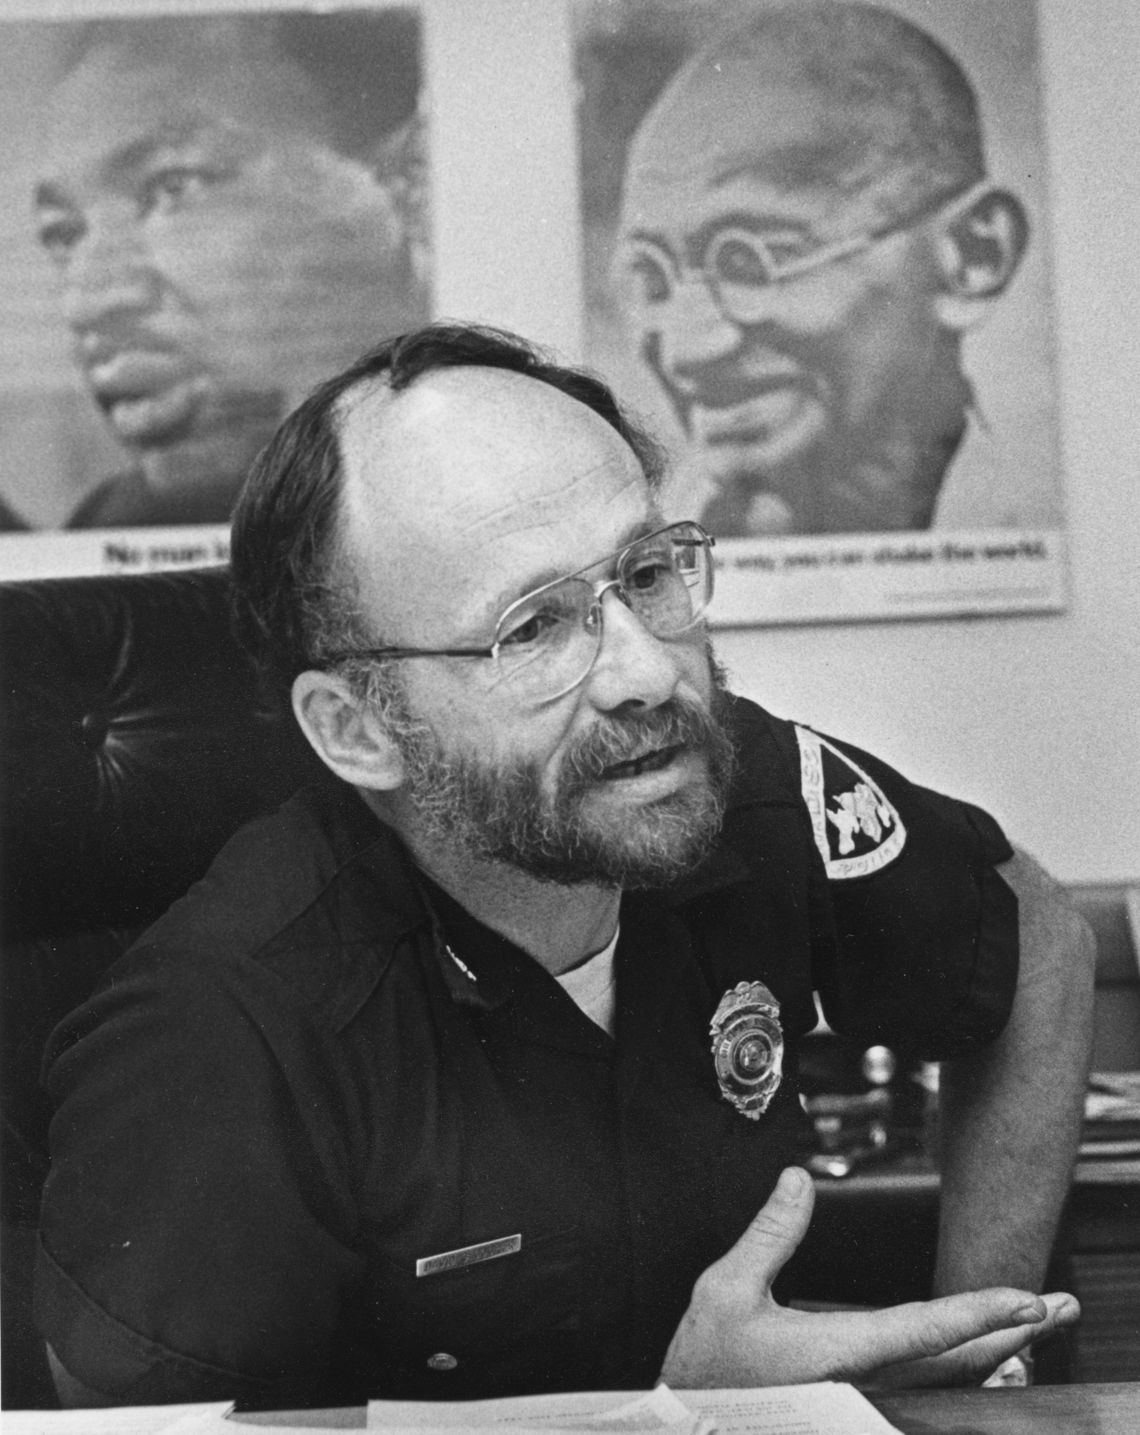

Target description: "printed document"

left=363, top=1382, right=900, bottom=1435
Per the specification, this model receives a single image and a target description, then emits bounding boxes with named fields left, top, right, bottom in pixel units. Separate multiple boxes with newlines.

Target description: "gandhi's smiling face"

left=618, top=62, right=961, bottom=535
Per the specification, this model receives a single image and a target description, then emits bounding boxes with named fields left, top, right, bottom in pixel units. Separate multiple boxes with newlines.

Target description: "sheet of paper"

left=679, top=1385, right=900, bottom=1435
left=364, top=1384, right=896, bottom=1435
left=366, top=1390, right=615, bottom=1428
left=366, top=1386, right=710, bottom=1433
left=2, top=1402, right=234, bottom=1435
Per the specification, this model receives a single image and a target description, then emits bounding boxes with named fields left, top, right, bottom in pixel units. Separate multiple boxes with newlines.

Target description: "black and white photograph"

left=577, top=0, right=1068, bottom=623
left=0, top=5, right=427, bottom=565
left=1, top=0, right=1137, bottom=1425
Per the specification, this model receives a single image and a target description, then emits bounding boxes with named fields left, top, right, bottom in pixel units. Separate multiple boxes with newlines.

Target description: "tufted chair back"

left=0, top=567, right=324, bottom=1408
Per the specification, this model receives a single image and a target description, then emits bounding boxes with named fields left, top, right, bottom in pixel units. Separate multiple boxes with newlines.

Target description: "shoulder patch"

left=794, top=725, right=906, bottom=880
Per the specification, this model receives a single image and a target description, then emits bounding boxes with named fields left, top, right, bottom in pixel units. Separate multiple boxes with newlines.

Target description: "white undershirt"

left=555, top=927, right=620, bottom=1036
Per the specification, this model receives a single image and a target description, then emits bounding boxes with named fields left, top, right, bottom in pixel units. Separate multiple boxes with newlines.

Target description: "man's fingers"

left=870, top=1292, right=1082, bottom=1389
left=725, top=1166, right=815, bottom=1289
left=835, top=1286, right=1072, bottom=1374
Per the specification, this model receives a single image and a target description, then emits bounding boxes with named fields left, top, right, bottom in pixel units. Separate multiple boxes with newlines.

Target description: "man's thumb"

left=730, top=1166, right=815, bottom=1288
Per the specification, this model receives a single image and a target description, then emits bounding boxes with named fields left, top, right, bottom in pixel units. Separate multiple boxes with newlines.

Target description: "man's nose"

left=584, top=587, right=682, bottom=714
left=655, top=275, right=744, bottom=372
left=61, top=206, right=161, bottom=333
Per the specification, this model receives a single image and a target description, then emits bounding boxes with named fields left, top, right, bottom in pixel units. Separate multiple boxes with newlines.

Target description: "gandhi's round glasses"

left=324, top=521, right=715, bottom=705
left=616, top=179, right=983, bottom=325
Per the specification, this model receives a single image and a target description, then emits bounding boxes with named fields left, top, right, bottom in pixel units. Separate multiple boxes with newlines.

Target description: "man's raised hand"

left=659, top=1166, right=1079, bottom=1389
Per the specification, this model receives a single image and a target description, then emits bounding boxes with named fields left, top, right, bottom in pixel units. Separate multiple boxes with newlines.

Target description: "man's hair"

left=230, top=323, right=667, bottom=705
left=53, top=9, right=421, bottom=163
left=641, top=0, right=986, bottom=219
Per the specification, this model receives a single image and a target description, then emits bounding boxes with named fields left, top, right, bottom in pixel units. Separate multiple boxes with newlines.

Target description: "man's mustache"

left=562, top=696, right=728, bottom=789
left=641, top=330, right=830, bottom=433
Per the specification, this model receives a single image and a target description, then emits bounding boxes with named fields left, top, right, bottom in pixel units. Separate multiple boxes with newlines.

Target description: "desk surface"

left=244, top=1383, right=1139, bottom=1435
left=871, top=1381, right=1138, bottom=1434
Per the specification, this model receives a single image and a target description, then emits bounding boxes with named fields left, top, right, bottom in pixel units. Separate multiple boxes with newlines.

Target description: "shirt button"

left=427, top=1352, right=458, bottom=1372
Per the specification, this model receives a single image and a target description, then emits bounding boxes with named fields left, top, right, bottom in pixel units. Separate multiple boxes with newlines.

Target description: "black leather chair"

left=0, top=568, right=322, bottom=1408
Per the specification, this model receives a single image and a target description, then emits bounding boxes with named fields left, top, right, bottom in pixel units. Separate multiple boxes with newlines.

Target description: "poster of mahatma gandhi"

left=0, top=6, right=427, bottom=575
left=576, top=0, right=1067, bottom=624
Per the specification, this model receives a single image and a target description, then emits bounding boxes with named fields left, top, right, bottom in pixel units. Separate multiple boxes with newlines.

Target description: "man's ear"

left=931, top=185, right=1029, bottom=331
left=291, top=669, right=406, bottom=791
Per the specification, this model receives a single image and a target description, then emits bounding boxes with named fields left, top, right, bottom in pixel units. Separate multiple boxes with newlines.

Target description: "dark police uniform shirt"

left=35, top=698, right=1017, bottom=1408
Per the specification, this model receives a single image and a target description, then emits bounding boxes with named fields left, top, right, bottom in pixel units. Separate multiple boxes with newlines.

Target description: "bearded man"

left=35, top=324, right=1091, bottom=1408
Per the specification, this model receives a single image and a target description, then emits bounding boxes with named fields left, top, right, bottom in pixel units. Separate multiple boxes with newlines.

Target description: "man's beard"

left=387, top=664, right=737, bottom=890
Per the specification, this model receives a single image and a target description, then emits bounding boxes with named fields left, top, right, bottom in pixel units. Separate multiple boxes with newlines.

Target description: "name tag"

left=415, top=1234, right=522, bottom=1278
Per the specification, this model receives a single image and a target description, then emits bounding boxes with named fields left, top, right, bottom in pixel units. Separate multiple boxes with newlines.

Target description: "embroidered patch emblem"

left=795, top=725, right=906, bottom=879
left=710, top=981, right=783, bottom=1120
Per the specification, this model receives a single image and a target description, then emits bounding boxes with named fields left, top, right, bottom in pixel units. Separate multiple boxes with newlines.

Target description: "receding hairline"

left=330, top=361, right=657, bottom=528
left=323, top=362, right=661, bottom=632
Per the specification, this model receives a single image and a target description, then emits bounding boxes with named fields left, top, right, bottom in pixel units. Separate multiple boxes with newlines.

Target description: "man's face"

left=619, top=68, right=956, bottom=534
left=338, top=367, right=732, bottom=887
left=35, top=33, right=424, bottom=485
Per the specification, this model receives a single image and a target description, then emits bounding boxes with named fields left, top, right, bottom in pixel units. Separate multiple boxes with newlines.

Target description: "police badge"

left=709, top=981, right=783, bottom=1120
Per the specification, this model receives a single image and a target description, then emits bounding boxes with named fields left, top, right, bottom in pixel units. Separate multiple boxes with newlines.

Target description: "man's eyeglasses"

left=323, top=520, right=716, bottom=705
left=615, top=179, right=985, bottom=326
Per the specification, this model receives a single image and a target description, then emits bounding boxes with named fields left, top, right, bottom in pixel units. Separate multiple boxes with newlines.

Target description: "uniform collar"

left=414, top=870, right=552, bottom=1014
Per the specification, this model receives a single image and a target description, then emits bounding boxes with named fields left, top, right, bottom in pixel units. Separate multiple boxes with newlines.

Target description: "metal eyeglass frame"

left=321, top=519, right=716, bottom=702
left=617, top=178, right=988, bottom=323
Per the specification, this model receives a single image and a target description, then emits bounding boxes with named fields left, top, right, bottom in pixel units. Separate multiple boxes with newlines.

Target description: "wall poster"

left=576, top=0, right=1068, bottom=625
left=0, top=4, right=427, bottom=579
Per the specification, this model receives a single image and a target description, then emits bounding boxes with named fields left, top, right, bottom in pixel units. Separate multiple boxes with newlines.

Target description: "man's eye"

left=626, top=251, right=672, bottom=304
left=711, top=237, right=772, bottom=286
left=626, top=557, right=672, bottom=592
left=498, top=608, right=564, bottom=649
left=709, top=229, right=808, bottom=287
left=139, top=166, right=217, bottom=217
left=759, top=241, right=810, bottom=273
left=35, top=211, right=83, bottom=263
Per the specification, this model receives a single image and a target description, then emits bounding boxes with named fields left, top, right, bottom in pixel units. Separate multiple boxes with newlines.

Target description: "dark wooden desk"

left=871, top=1380, right=1138, bottom=1434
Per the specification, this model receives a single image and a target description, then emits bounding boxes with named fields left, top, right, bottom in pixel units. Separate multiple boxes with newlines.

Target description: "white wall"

left=3, top=0, right=1137, bottom=883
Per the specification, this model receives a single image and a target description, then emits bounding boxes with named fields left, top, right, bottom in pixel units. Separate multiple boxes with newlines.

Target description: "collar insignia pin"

left=444, top=943, right=478, bottom=983
left=710, top=980, right=783, bottom=1120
